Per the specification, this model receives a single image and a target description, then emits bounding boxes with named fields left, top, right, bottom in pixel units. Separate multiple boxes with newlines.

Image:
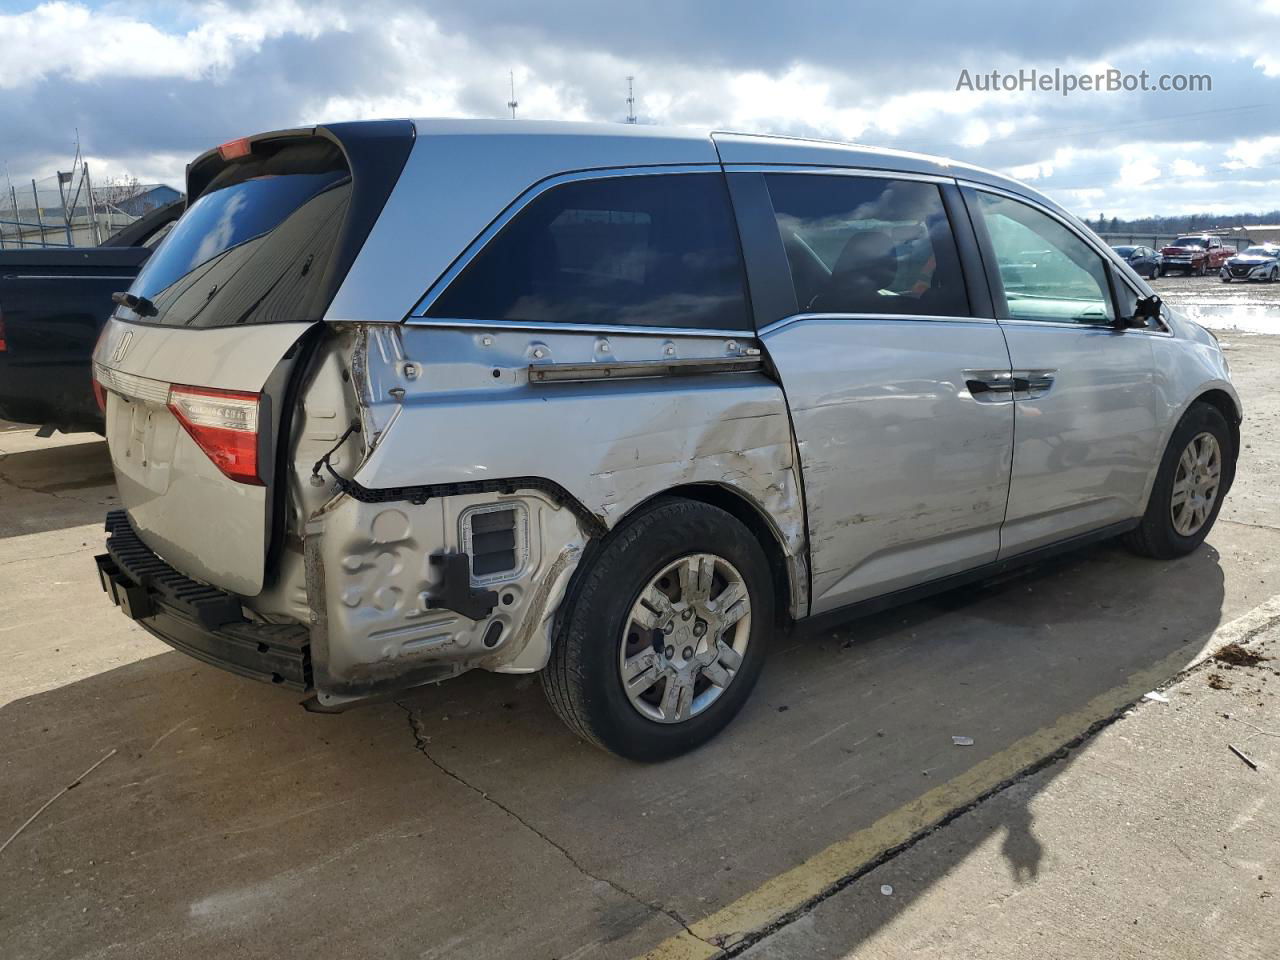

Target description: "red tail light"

left=91, top=323, right=111, bottom=412
left=0, top=310, right=7, bottom=352
left=168, top=384, right=263, bottom=485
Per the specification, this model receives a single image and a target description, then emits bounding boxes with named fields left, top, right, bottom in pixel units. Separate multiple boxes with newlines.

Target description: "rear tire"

left=542, top=498, right=774, bottom=761
left=1122, top=402, right=1233, bottom=560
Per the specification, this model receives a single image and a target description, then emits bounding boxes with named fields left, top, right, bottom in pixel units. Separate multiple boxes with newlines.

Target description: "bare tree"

left=96, top=175, right=145, bottom=210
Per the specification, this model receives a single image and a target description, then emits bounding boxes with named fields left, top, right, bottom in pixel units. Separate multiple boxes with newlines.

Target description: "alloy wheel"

left=1171, top=431, right=1222, bottom=537
left=618, top=553, right=752, bottom=724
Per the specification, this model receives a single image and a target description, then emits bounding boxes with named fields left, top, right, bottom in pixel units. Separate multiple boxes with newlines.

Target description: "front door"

left=749, top=172, right=1015, bottom=614
left=965, top=188, right=1159, bottom=556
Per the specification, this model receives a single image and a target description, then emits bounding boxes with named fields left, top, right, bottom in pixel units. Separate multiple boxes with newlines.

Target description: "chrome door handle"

left=964, top=370, right=1015, bottom=403
left=1012, top=369, right=1056, bottom=399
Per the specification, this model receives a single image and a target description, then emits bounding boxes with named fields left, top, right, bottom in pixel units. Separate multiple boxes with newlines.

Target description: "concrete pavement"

left=2, top=336, right=1279, bottom=960
left=738, top=620, right=1280, bottom=960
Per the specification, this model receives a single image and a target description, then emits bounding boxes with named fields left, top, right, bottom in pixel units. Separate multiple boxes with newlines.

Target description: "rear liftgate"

left=93, top=122, right=415, bottom=687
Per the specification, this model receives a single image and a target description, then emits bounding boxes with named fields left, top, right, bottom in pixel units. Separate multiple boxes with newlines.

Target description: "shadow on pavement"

left=0, top=538, right=1229, bottom=959
left=0, top=437, right=115, bottom=539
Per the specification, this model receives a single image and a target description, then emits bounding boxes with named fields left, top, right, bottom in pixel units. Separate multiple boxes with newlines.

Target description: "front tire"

left=1151, top=263, right=1161, bottom=280
left=543, top=498, right=774, bottom=761
left=1123, top=402, right=1233, bottom=560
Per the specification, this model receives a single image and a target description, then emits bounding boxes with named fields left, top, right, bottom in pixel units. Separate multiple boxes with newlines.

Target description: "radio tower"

left=625, top=76, right=637, bottom=123
left=507, top=71, right=519, bottom=119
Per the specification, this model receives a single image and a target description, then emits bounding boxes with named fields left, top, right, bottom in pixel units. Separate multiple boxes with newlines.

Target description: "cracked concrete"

left=395, top=700, right=712, bottom=949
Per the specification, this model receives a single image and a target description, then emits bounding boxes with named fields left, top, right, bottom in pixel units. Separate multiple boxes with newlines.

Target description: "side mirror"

left=1115, top=293, right=1161, bottom=330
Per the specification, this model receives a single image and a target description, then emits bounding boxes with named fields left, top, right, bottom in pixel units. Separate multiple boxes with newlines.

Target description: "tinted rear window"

left=123, top=166, right=350, bottom=327
left=765, top=173, right=970, bottom=318
left=426, top=173, right=751, bottom=330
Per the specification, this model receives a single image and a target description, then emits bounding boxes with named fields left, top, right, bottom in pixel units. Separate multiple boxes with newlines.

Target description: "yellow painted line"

left=638, top=596, right=1280, bottom=959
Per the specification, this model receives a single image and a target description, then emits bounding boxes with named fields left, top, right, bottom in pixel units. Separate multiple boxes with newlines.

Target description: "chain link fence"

left=0, top=168, right=144, bottom=249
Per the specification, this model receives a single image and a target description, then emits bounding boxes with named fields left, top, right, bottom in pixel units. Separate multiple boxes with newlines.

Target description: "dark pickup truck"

left=0, top=201, right=181, bottom=434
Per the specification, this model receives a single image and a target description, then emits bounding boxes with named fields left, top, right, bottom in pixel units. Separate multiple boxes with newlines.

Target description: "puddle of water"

left=1177, top=305, right=1280, bottom=336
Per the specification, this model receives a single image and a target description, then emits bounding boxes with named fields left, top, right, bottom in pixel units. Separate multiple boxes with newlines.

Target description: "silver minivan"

left=93, top=119, right=1240, bottom=760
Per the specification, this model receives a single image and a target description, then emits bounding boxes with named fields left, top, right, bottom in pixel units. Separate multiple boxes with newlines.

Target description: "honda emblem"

left=111, top=330, right=133, bottom=363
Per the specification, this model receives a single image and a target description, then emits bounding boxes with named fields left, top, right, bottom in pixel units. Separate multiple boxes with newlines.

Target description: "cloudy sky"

left=3, top=0, right=1279, bottom=220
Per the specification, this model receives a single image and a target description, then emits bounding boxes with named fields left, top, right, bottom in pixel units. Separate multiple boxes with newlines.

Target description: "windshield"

left=125, top=170, right=351, bottom=327
left=1112, top=245, right=1135, bottom=256
left=1241, top=246, right=1274, bottom=256
left=1170, top=237, right=1205, bottom=247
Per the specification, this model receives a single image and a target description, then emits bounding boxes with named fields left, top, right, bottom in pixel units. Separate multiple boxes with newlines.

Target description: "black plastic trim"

left=724, top=171, right=800, bottom=331
left=97, top=511, right=311, bottom=689
left=426, top=552, right=499, bottom=620
left=940, top=182, right=993, bottom=319
left=321, top=469, right=608, bottom=538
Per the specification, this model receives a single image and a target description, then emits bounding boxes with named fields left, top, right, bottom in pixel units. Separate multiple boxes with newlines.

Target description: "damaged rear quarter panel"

left=305, top=324, right=806, bottom=699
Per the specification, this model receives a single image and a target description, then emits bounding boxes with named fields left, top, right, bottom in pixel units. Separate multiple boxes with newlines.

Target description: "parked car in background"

left=1159, top=235, right=1232, bottom=276
left=1220, top=244, right=1280, bottom=283
left=93, top=120, right=1239, bottom=760
left=1110, top=244, right=1162, bottom=279
left=0, top=200, right=182, bottom=434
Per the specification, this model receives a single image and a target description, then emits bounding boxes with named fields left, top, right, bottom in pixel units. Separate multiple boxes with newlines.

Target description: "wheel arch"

left=1192, top=388, right=1242, bottom=491
left=613, top=482, right=803, bottom=627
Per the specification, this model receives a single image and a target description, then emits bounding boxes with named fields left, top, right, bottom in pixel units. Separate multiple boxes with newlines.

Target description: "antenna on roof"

left=507, top=71, right=519, bottom=119
left=625, top=76, right=637, bottom=124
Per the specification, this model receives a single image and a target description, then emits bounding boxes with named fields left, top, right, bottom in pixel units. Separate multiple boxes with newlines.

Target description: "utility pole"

left=32, top=180, right=47, bottom=247
left=56, top=170, right=73, bottom=247
left=83, top=162, right=101, bottom=245
left=9, top=185, right=24, bottom=249
left=625, top=76, right=637, bottom=123
left=507, top=71, right=519, bottom=119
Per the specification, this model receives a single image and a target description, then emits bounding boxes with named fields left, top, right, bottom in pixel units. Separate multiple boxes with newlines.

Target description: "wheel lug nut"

left=682, top=646, right=693, bottom=660
left=693, top=622, right=706, bottom=637
left=664, top=645, right=675, bottom=660
left=682, top=609, right=693, bottom=621
left=663, top=622, right=674, bottom=635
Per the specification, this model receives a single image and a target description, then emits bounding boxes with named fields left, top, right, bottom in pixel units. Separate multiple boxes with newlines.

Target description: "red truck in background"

left=1159, top=235, right=1233, bottom=276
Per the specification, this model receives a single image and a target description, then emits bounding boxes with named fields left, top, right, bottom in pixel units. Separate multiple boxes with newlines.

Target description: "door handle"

left=1011, top=369, right=1056, bottom=399
left=964, top=369, right=1056, bottom=402
left=964, top=370, right=1015, bottom=403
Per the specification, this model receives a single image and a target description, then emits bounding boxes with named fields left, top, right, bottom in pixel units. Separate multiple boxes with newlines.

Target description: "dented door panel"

left=763, top=316, right=1014, bottom=614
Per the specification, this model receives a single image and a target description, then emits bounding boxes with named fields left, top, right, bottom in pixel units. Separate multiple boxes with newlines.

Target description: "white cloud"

left=1118, top=155, right=1161, bottom=187
left=1223, top=135, right=1280, bottom=170
left=0, top=1, right=330, bottom=89
left=4, top=0, right=1280, bottom=223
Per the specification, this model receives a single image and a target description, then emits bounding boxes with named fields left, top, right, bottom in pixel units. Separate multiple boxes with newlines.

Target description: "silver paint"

left=93, top=120, right=1243, bottom=709
left=762, top=315, right=1014, bottom=612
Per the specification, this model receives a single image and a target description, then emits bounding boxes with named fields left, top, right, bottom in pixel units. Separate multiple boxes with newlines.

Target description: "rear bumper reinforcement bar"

left=96, top=510, right=312, bottom=690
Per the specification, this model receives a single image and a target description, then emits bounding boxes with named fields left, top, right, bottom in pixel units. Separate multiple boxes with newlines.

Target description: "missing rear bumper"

left=97, top=510, right=312, bottom=690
